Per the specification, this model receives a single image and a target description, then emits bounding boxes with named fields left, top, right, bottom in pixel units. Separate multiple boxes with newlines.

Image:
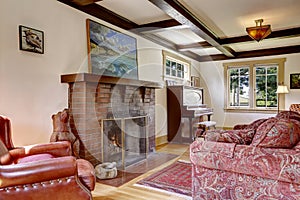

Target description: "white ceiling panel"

left=97, top=0, right=171, bottom=25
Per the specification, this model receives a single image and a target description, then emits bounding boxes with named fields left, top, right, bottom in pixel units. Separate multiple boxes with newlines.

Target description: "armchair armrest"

left=0, top=156, right=77, bottom=188
left=9, top=141, right=72, bottom=160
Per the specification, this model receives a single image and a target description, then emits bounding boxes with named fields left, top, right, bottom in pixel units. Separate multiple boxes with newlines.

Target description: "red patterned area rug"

left=97, top=152, right=178, bottom=187
left=135, top=161, right=192, bottom=198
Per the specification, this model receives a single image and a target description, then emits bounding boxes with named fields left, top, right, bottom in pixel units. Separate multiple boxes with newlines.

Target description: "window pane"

left=166, top=60, right=170, bottom=67
left=267, top=75, right=277, bottom=107
left=171, top=62, right=176, bottom=70
left=267, top=67, right=277, bottom=74
left=228, top=67, right=249, bottom=107
left=171, top=69, right=176, bottom=76
left=256, top=75, right=266, bottom=107
left=166, top=67, right=170, bottom=75
left=177, top=63, right=182, bottom=70
left=240, top=76, right=249, bottom=106
left=255, top=66, right=278, bottom=108
left=256, top=67, right=265, bottom=75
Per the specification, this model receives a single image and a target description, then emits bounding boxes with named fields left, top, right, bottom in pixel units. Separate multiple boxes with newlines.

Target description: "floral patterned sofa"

left=190, top=111, right=300, bottom=199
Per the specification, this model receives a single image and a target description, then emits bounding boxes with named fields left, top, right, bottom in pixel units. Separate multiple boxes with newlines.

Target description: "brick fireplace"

left=61, top=73, right=162, bottom=167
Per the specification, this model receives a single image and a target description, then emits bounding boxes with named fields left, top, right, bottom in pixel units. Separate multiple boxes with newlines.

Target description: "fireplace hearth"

left=61, top=73, right=162, bottom=167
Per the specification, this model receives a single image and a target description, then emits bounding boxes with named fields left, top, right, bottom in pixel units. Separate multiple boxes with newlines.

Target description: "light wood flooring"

left=92, top=143, right=190, bottom=200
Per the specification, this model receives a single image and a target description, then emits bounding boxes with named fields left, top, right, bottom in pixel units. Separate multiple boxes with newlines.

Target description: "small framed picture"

left=290, top=73, right=300, bottom=89
left=19, top=25, right=44, bottom=54
left=191, top=76, right=200, bottom=87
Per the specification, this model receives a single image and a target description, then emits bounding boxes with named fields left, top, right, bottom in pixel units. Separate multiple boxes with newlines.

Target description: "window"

left=224, top=58, right=286, bottom=112
left=255, top=65, right=278, bottom=108
left=228, top=67, right=249, bottom=107
left=163, top=51, right=190, bottom=83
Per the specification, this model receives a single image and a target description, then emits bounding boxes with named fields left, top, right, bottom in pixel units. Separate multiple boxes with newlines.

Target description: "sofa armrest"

left=0, top=156, right=77, bottom=188
left=190, top=140, right=300, bottom=184
left=9, top=141, right=72, bottom=160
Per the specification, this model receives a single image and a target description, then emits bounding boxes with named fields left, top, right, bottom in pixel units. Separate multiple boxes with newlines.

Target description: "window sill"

left=224, top=108, right=278, bottom=114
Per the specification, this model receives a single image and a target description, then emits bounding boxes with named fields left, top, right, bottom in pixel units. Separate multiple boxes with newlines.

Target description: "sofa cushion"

left=251, top=118, right=300, bottom=148
left=233, top=118, right=268, bottom=130
left=276, top=111, right=300, bottom=121
left=205, top=129, right=255, bottom=145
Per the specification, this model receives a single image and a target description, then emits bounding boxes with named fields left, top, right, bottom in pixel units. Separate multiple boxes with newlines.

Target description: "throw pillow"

left=251, top=118, right=300, bottom=148
left=276, top=111, right=300, bottom=121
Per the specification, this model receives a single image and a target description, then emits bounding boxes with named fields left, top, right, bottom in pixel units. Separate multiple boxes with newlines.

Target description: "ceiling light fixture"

left=246, top=19, right=271, bottom=42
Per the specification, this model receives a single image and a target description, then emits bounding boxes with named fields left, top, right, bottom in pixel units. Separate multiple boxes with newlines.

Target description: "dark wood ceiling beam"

left=235, top=45, right=300, bottom=58
left=57, top=0, right=138, bottom=30
left=148, top=0, right=236, bottom=57
left=71, top=0, right=102, bottom=6
left=175, top=27, right=300, bottom=51
left=138, top=19, right=181, bottom=29
left=220, top=27, right=300, bottom=45
left=133, top=19, right=185, bottom=34
left=197, top=45, right=300, bottom=62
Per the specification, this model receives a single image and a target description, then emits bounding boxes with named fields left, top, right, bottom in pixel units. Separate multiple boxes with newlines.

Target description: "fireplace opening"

left=101, top=115, right=148, bottom=169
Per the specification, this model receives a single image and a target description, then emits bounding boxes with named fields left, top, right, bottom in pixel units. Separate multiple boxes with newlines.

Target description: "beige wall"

left=2, top=0, right=298, bottom=146
left=198, top=53, right=300, bottom=128
left=1, top=0, right=200, bottom=146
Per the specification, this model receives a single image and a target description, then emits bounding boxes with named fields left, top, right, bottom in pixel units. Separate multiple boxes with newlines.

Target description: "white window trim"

left=223, top=58, right=286, bottom=113
left=162, top=50, right=191, bottom=83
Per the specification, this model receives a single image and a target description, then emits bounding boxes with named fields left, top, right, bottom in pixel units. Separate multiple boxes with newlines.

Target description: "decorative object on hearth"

left=97, top=152, right=178, bottom=187
left=290, top=73, right=300, bottom=89
left=276, top=83, right=289, bottom=113
left=19, top=25, right=44, bottom=54
left=86, top=19, right=138, bottom=79
left=95, top=162, right=118, bottom=179
left=246, top=19, right=271, bottom=42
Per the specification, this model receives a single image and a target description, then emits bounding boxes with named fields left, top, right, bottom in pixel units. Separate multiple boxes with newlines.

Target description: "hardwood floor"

left=92, top=143, right=190, bottom=200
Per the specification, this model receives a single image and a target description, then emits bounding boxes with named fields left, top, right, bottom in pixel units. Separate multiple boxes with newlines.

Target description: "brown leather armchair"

left=0, top=115, right=96, bottom=200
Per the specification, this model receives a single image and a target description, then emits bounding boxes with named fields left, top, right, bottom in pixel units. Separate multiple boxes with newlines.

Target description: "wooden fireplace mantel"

left=61, top=73, right=163, bottom=88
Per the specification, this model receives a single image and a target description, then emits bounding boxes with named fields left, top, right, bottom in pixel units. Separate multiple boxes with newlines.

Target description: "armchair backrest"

left=0, top=115, right=14, bottom=150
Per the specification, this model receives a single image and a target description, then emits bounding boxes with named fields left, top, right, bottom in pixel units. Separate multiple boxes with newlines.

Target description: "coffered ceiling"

left=58, top=0, right=300, bottom=62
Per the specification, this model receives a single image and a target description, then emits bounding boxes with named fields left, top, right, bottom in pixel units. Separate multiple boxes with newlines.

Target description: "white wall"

left=3, top=0, right=296, bottom=146
left=1, top=0, right=91, bottom=145
left=1, top=0, right=201, bottom=145
left=198, top=53, right=300, bottom=128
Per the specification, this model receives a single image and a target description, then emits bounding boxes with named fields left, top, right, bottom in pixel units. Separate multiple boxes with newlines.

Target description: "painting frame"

left=86, top=19, right=138, bottom=79
left=290, top=73, right=300, bottom=89
left=19, top=25, right=44, bottom=54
